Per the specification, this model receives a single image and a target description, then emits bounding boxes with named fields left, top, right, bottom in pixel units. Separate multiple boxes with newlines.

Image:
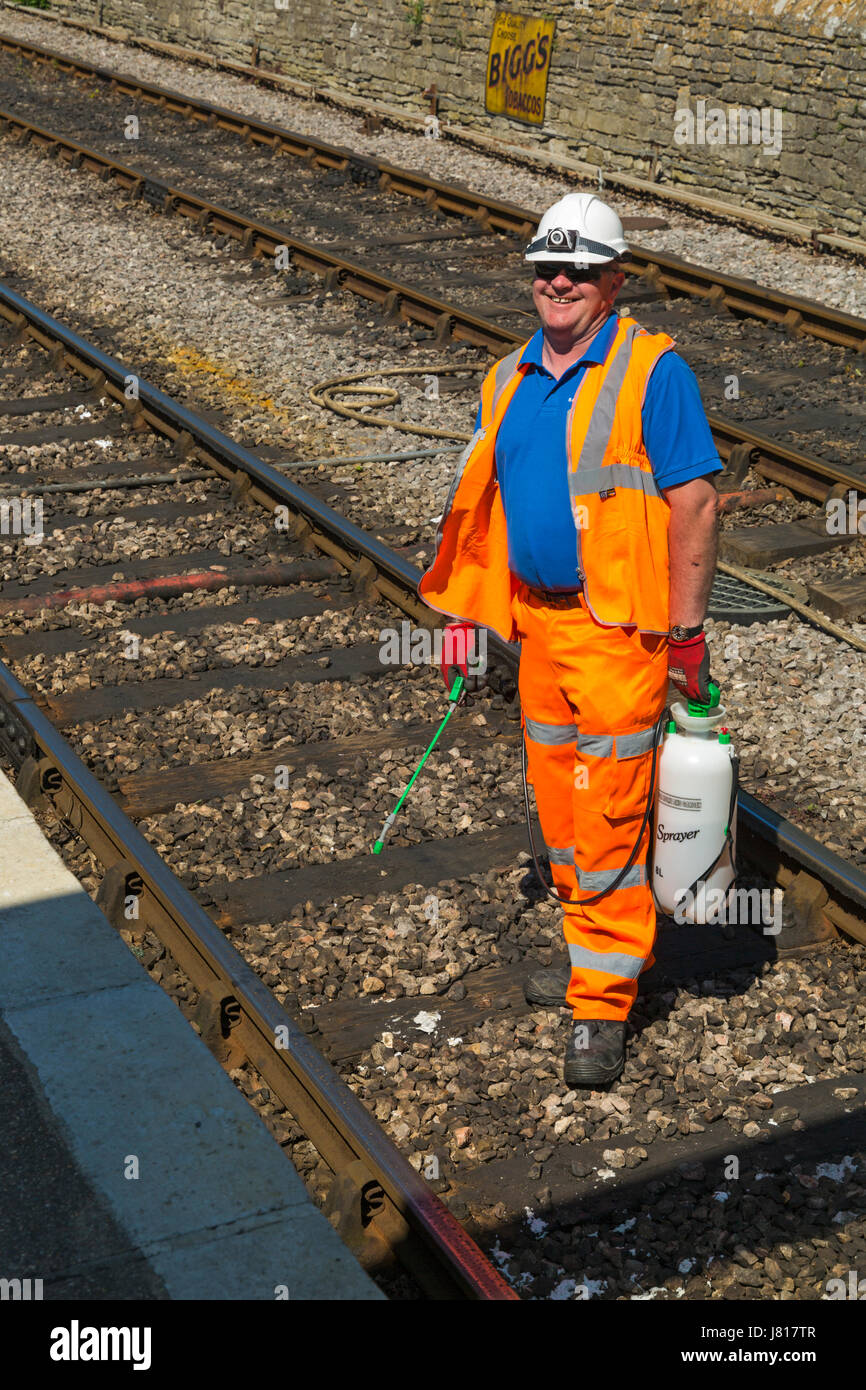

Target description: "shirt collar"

left=522, top=313, right=620, bottom=376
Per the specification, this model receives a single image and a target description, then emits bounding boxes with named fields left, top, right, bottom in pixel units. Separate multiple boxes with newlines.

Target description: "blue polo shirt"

left=474, top=316, right=722, bottom=591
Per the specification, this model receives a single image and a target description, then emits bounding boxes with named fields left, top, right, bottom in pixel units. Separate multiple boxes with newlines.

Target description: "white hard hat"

left=525, top=193, right=629, bottom=267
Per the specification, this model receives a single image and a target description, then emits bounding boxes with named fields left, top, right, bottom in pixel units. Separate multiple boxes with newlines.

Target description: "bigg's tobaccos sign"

left=485, top=12, right=555, bottom=127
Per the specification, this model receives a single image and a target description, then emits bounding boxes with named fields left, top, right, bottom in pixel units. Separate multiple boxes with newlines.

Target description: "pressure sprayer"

left=651, top=682, right=739, bottom=923
left=521, top=682, right=737, bottom=918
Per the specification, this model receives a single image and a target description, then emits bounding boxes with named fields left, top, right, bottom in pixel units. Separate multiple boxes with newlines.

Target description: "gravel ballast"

left=2, top=4, right=866, bottom=314
left=1, top=7, right=864, bottom=1303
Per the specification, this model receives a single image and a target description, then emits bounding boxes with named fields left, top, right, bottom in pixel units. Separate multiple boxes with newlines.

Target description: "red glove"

left=440, top=621, right=485, bottom=699
left=668, top=630, right=711, bottom=703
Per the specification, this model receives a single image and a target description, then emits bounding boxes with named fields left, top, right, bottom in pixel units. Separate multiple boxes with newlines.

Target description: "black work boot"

left=564, top=1019, right=626, bottom=1087
left=523, top=965, right=570, bottom=1007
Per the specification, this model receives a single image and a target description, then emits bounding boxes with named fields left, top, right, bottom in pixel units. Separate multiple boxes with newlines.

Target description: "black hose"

left=521, top=709, right=668, bottom=907
left=679, top=753, right=740, bottom=913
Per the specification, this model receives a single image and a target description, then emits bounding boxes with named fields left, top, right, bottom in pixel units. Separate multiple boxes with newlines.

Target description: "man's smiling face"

left=531, top=261, right=625, bottom=341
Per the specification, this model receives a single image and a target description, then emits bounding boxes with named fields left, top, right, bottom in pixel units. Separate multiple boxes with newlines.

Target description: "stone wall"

left=33, top=1, right=866, bottom=235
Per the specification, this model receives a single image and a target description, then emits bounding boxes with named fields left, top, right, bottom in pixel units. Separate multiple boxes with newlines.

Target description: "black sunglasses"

left=532, top=262, right=609, bottom=284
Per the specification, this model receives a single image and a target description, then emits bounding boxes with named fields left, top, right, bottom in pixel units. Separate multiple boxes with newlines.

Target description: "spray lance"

left=373, top=674, right=465, bottom=854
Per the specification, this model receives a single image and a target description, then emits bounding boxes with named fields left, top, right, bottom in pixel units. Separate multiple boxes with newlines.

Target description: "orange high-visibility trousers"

left=513, top=585, right=669, bottom=1020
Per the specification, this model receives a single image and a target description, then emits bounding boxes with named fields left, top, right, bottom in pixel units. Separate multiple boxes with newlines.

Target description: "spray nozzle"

left=687, top=681, right=721, bottom=718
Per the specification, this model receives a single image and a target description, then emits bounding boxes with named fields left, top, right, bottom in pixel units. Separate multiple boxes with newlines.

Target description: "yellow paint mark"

left=166, top=345, right=293, bottom=425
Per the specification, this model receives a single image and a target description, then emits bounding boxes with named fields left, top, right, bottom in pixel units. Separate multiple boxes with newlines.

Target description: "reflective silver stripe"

left=576, top=726, right=656, bottom=759
left=616, top=725, right=657, bottom=759
left=567, top=943, right=645, bottom=979
left=572, top=461, right=662, bottom=500
left=489, top=347, right=524, bottom=419
left=563, top=323, right=636, bottom=612
left=546, top=844, right=575, bottom=866
left=576, top=732, right=613, bottom=758
left=525, top=716, right=578, bottom=745
left=576, top=862, right=648, bottom=892
left=567, top=324, right=637, bottom=483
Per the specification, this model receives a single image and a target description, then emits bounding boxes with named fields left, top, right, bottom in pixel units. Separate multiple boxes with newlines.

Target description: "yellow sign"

left=485, top=12, right=555, bottom=127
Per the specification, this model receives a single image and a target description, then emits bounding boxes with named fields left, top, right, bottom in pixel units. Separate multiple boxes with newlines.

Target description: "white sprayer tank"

left=652, top=692, right=737, bottom=923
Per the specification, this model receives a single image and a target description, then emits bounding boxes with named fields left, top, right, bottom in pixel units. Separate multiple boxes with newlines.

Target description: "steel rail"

left=3, top=31, right=866, bottom=352
left=624, top=247, right=866, bottom=352
left=0, top=665, right=514, bottom=1300
left=4, top=13, right=866, bottom=259
left=1, top=109, right=863, bottom=506
left=738, top=790, right=866, bottom=917
left=0, top=108, right=506, bottom=354
left=3, top=282, right=866, bottom=921
left=0, top=285, right=515, bottom=1301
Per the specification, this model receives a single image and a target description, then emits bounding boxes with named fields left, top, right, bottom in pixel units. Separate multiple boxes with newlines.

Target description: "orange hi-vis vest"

left=419, top=314, right=675, bottom=642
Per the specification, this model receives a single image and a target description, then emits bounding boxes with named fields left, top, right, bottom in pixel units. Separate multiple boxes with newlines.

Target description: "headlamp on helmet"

left=524, top=193, right=630, bottom=268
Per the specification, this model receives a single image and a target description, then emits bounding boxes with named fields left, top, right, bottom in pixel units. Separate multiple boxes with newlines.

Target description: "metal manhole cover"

left=707, top=571, right=791, bottom=625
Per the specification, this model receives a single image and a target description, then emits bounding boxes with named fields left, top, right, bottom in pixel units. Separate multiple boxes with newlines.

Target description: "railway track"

left=0, top=285, right=513, bottom=1300
left=1, top=31, right=866, bottom=527
left=4, top=4, right=866, bottom=264
left=1, top=283, right=865, bottom=1300
left=3, top=26, right=866, bottom=344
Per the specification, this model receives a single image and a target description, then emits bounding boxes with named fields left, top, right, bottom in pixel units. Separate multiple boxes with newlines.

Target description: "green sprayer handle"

left=373, top=675, right=464, bottom=854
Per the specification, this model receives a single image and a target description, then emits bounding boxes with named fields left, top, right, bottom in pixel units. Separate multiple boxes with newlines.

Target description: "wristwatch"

left=669, top=623, right=704, bottom=641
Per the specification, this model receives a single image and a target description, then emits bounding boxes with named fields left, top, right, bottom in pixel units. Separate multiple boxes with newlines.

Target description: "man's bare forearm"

left=666, top=477, right=719, bottom=628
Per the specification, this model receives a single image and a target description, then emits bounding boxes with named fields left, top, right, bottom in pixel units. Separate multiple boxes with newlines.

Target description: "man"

left=419, top=193, right=721, bottom=1086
